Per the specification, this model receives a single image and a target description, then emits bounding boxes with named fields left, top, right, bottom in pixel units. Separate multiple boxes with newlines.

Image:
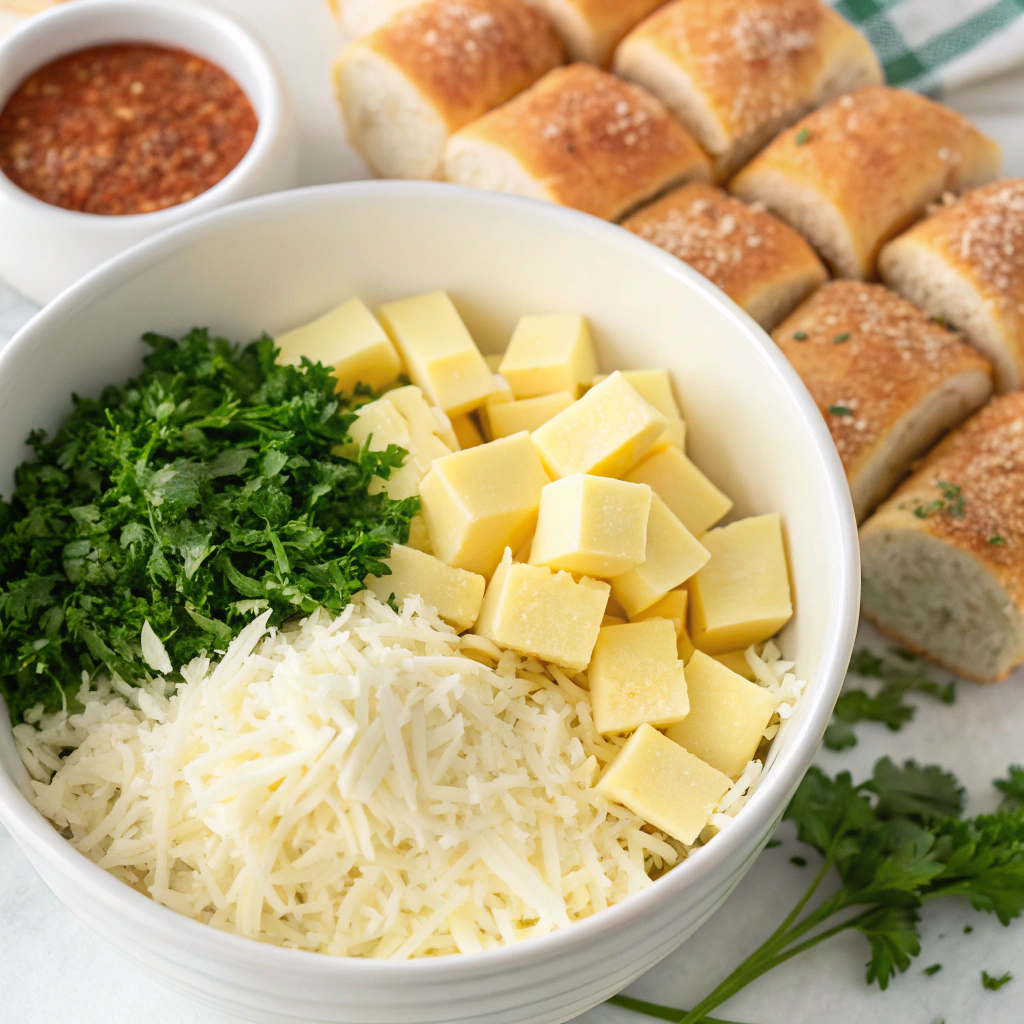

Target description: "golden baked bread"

left=444, top=63, right=712, bottom=221
left=336, top=0, right=421, bottom=36
left=879, top=179, right=1024, bottom=394
left=614, top=0, right=881, bottom=180
left=775, top=281, right=993, bottom=522
left=861, top=394, right=1024, bottom=682
left=729, top=86, right=1002, bottom=280
left=524, top=0, right=664, bottom=67
left=623, top=182, right=827, bottom=330
left=334, top=0, right=565, bottom=180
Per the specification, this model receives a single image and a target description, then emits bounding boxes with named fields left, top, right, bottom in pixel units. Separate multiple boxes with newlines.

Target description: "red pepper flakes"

left=0, top=43, right=258, bottom=216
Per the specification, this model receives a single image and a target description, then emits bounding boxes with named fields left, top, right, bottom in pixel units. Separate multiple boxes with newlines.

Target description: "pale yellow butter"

left=596, top=724, right=732, bottom=845
left=589, top=619, right=689, bottom=734
left=531, top=372, right=668, bottom=479
left=479, top=374, right=514, bottom=441
left=366, top=544, right=485, bottom=632
left=665, top=651, right=778, bottom=779
left=499, top=314, right=597, bottom=398
left=450, top=413, right=484, bottom=449
left=626, top=446, right=732, bottom=538
left=378, top=291, right=494, bottom=415
left=689, top=513, right=793, bottom=654
left=418, top=432, right=550, bottom=577
left=529, top=474, right=651, bottom=577
left=276, top=297, right=402, bottom=394
left=713, top=650, right=757, bottom=681
left=628, top=588, right=688, bottom=637
left=474, top=549, right=609, bottom=670
left=610, top=495, right=710, bottom=617
left=593, top=369, right=685, bottom=451
left=488, top=392, right=576, bottom=439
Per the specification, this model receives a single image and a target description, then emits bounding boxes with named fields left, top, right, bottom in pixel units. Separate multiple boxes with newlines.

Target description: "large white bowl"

left=0, top=182, right=859, bottom=1024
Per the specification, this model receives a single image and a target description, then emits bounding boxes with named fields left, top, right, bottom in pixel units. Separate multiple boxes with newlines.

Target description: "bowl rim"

left=0, top=0, right=289, bottom=229
left=0, top=179, right=860, bottom=981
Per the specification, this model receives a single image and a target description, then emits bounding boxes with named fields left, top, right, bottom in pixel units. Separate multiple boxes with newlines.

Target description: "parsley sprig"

left=0, top=329, right=417, bottom=721
left=610, top=761, right=1024, bottom=1023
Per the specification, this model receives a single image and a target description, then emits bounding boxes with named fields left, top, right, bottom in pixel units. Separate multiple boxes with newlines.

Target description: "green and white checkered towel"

left=832, top=0, right=1024, bottom=94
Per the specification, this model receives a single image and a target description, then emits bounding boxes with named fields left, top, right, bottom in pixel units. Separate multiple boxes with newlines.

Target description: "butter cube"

left=665, top=651, right=778, bottom=779
left=406, top=515, right=433, bottom=553
left=603, top=614, right=627, bottom=626
left=366, top=544, right=485, bottom=631
left=689, top=514, right=793, bottom=654
left=387, top=385, right=457, bottom=457
left=488, top=392, right=576, bottom=439
left=589, top=619, right=689, bottom=734
left=378, top=291, right=494, bottom=415
left=611, top=495, right=710, bottom=617
left=593, top=370, right=685, bottom=451
left=529, top=474, right=651, bottom=577
left=479, top=374, right=514, bottom=440
left=713, top=650, right=757, bottom=681
left=418, top=432, right=550, bottom=577
left=628, top=589, right=687, bottom=637
left=499, top=314, right=597, bottom=398
left=474, top=549, right=609, bottom=670
left=450, top=413, right=484, bottom=449
left=276, top=297, right=402, bottom=394
left=626, top=446, right=732, bottom=538
left=678, top=624, right=696, bottom=662
left=596, top=724, right=732, bottom=845
left=532, top=372, right=668, bottom=479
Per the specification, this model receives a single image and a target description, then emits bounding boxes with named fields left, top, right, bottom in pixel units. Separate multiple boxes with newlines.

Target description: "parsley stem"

left=763, top=856, right=833, bottom=946
left=607, top=994, right=746, bottom=1024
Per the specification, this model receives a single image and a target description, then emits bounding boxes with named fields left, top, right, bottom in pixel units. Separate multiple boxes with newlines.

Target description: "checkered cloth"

left=833, top=0, right=1024, bottom=93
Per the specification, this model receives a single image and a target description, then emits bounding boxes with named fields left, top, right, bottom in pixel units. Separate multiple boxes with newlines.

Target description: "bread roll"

left=730, top=87, right=1002, bottom=280
left=614, top=0, right=881, bottom=181
left=623, top=182, right=827, bottom=330
left=775, top=282, right=993, bottom=522
left=334, top=0, right=565, bottom=180
left=861, top=394, right=1024, bottom=682
left=879, top=179, right=1024, bottom=394
left=336, top=0, right=422, bottom=36
left=444, top=63, right=711, bottom=221
left=523, top=0, right=664, bottom=67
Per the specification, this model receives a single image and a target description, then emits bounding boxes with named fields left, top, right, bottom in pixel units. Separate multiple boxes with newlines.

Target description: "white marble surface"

left=2, top=3, right=1024, bottom=1022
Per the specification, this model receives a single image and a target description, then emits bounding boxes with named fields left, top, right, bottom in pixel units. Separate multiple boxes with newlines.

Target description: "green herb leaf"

left=982, top=970, right=1012, bottom=991
left=792, top=331, right=809, bottom=341
left=795, top=127, right=810, bottom=145
left=829, top=404, right=854, bottom=417
left=924, top=963, right=942, bottom=976
left=833, top=332, right=851, bottom=344
left=988, top=535, right=1007, bottom=546
left=996, top=767, right=1024, bottom=813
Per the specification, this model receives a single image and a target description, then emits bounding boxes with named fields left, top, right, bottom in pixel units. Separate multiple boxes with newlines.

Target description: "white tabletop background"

left=1, top=3, right=1023, bottom=1022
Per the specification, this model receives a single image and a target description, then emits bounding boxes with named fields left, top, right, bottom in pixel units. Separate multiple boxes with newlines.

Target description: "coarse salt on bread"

left=879, top=179, right=1024, bottom=394
left=775, top=281, right=992, bottom=522
left=861, top=394, right=1024, bottom=682
left=623, top=182, right=827, bottom=330
left=523, top=0, right=665, bottom=67
left=334, top=0, right=565, bottom=180
left=729, top=87, right=1002, bottom=280
left=614, top=0, right=881, bottom=181
left=444, top=63, right=711, bottom=221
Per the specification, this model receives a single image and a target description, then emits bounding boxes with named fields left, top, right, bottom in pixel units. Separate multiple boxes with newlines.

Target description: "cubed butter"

left=276, top=297, right=402, bottom=394
left=479, top=374, right=514, bottom=440
left=387, top=385, right=457, bottom=459
left=532, top=372, right=668, bottom=479
left=529, top=474, right=651, bottom=577
left=488, top=392, right=576, bottom=439
left=418, top=432, right=550, bottom=577
left=474, top=549, right=609, bottom=670
left=678, top=624, right=696, bottom=662
left=713, top=650, right=757, bottom=681
left=602, top=614, right=627, bottom=626
left=450, top=413, right=484, bottom=449
left=406, top=515, right=433, bottom=554
left=499, top=314, right=597, bottom=398
left=628, top=589, right=687, bottom=637
left=596, top=724, right=732, bottom=845
left=366, top=544, right=485, bottom=632
left=689, top=513, right=793, bottom=654
left=626, top=446, right=732, bottom=538
left=665, top=651, right=778, bottom=779
left=378, top=291, right=494, bottom=415
left=610, top=495, right=710, bottom=617
left=593, top=370, right=685, bottom=451
left=589, top=619, right=689, bottom=734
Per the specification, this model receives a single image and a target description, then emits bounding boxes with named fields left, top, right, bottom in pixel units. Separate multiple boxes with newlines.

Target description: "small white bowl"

left=0, top=182, right=859, bottom=1024
left=0, top=0, right=298, bottom=305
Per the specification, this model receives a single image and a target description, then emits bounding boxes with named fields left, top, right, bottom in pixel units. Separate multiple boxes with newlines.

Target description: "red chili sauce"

left=0, top=43, right=258, bottom=215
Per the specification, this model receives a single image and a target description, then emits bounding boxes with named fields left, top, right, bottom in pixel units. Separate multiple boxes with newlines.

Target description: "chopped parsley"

left=931, top=314, right=951, bottom=328
left=766, top=838, right=783, bottom=849
left=982, top=971, right=1013, bottom=991
left=913, top=481, right=966, bottom=520
left=795, top=127, right=811, bottom=145
left=829, top=404, right=854, bottom=417
left=989, top=535, right=1007, bottom=546
left=0, top=328, right=417, bottom=722
left=790, top=856, right=808, bottom=867
left=792, top=330, right=809, bottom=341
left=923, top=964, right=943, bottom=977
left=964, top=925, right=974, bottom=934
left=833, top=332, right=851, bottom=344
left=996, top=766, right=1024, bottom=812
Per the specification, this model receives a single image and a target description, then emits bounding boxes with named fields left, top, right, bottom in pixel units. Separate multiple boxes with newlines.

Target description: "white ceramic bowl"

left=0, top=0, right=298, bottom=305
left=0, top=182, right=859, bottom=1024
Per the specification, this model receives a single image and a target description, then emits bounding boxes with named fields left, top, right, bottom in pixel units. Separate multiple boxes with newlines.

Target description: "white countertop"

left=2, top=3, right=1024, bottom=1022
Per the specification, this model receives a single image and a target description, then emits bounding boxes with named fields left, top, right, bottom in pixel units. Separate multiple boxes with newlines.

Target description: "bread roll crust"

left=861, top=394, right=1024, bottom=680
left=615, top=0, right=881, bottom=180
left=879, top=179, right=1024, bottom=393
left=525, top=0, right=665, bottom=66
left=730, top=87, right=1002, bottom=279
left=775, top=281, right=993, bottom=521
left=444, top=63, right=711, bottom=221
left=623, top=182, right=827, bottom=329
